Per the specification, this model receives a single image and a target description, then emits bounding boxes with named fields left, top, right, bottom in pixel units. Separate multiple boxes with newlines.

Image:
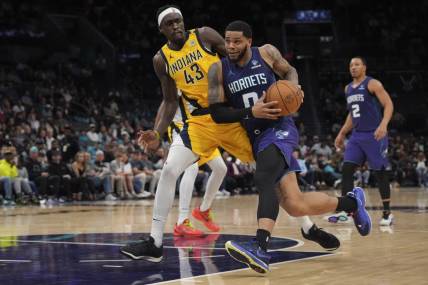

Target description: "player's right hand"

left=334, top=133, right=345, bottom=151
left=137, top=130, right=160, bottom=153
left=251, top=92, right=282, bottom=120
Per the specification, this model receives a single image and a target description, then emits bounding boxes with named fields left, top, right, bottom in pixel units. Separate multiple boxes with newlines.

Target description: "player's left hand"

left=137, top=130, right=160, bottom=153
left=374, top=123, right=387, bottom=141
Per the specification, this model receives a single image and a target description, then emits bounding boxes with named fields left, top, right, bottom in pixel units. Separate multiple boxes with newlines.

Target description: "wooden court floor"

left=1, top=187, right=427, bottom=285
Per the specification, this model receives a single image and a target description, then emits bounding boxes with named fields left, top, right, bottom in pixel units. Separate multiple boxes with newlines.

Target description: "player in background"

left=327, top=57, right=394, bottom=226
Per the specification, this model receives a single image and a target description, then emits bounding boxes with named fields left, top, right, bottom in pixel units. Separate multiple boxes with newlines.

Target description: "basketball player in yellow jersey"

left=121, top=6, right=253, bottom=262
left=120, top=5, right=339, bottom=262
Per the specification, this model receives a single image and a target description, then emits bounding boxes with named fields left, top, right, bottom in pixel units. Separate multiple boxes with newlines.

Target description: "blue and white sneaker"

left=225, top=239, right=271, bottom=274
left=347, top=187, right=371, bottom=236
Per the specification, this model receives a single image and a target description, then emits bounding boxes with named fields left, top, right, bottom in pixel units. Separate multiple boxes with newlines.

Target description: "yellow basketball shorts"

left=167, top=121, right=222, bottom=166
left=179, top=115, right=254, bottom=164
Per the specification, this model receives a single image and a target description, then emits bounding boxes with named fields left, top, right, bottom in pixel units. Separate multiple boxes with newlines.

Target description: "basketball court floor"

left=1, top=187, right=427, bottom=285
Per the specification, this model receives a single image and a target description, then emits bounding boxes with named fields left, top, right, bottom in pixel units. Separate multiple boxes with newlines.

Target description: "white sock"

left=200, top=156, right=227, bottom=212
left=297, top=216, right=314, bottom=234
left=178, top=163, right=199, bottom=225
left=150, top=139, right=198, bottom=247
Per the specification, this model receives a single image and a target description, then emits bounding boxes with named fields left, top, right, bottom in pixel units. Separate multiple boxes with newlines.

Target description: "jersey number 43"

left=184, top=64, right=204, bottom=84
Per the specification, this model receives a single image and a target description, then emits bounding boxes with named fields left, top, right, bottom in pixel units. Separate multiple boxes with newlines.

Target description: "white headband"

left=158, top=7, right=182, bottom=26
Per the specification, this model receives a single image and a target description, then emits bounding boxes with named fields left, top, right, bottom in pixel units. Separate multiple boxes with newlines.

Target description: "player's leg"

left=225, top=144, right=282, bottom=274
left=327, top=135, right=363, bottom=223
left=278, top=172, right=371, bottom=236
left=192, top=153, right=226, bottom=232
left=170, top=123, right=205, bottom=237
left=174, top=162, right=205, bottom=237
left=296, top=215, right=340, bottom=251
left=341, top=162, right=359, bottom=196
left=120, top=136, right=198, bottom=261
left=374, top=169, right=392, bottom=225
left=365, top=135, right=393, bottom=225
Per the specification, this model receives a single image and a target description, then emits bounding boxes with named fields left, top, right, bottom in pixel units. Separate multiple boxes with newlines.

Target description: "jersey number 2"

left=184, top=64, right=204, bottom=84
left=351, top=104, right=360, bottom=118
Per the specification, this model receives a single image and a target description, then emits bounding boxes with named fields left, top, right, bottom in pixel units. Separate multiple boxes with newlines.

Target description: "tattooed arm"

left=259, top=44, right=299, bottom=85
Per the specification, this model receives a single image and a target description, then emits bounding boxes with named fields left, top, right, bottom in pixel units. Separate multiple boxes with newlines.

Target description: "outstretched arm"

left=259, top=44, right=299, bottom=85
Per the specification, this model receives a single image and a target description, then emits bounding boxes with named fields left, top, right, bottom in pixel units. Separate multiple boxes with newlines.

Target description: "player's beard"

left=229, top=45, right=248, bottom=63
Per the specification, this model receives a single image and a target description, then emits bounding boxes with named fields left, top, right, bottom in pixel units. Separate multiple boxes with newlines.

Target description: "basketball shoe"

left=192, top=207, right=220, bottom=232
left=120, top=236, right=163, bottom=262
left=174, top=219, right=205, bottom=237
left=324, top=211, right=351, bottom=223
left=225, top=239, right=270, bottom=274
left=379, top=211, right=393, bottom=226
left=347, top=187, right=372, bottom=236
left=301, top=224, right=340, bottom=251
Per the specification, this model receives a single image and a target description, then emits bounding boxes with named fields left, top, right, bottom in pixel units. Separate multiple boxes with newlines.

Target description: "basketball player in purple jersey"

left=328, top=57, right=394, bottom=226
left=208, top=21, right=371, bottom=274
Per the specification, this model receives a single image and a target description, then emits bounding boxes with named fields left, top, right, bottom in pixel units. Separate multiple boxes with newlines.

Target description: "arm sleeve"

left=209, top=103, right=253, bottom=123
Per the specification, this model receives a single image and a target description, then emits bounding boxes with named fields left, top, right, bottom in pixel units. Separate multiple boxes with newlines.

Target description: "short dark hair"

left=225, top=20, right=252, bottom=38
left=352, top=56, right=367, bottom=66
left=156, top=4, right=181, bottom=21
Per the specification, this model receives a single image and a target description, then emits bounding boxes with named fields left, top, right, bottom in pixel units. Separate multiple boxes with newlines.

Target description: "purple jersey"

left=221, top=47, right=300, bottom=175
left=346, top=76, right=382, bottom=131
left=221, top=47, right=298, bottom=149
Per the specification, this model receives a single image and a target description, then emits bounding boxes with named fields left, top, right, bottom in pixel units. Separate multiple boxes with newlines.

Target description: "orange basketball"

left=266, top=80, right=302, bottom=116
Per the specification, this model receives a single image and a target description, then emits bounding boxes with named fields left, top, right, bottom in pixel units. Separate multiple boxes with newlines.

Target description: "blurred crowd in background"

left=1, top=0, right=427, bottom=206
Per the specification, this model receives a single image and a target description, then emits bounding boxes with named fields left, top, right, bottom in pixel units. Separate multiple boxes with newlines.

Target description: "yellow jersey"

left=160, top=29, right=219, bottom=109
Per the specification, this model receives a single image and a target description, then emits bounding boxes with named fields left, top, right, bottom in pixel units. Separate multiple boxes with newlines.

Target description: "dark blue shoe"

left=347, top=187, right=372, bottom=236
left=225, top=239, right=270, bottom=274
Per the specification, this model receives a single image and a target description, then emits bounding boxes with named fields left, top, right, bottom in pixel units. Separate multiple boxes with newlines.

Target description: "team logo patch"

left=189, top=40, right=196, bottom=47
left=275, top=130, right=289, bottom=139
left=382, top=148, right=388, bottom=158
left=251, top=59, right=261, bottom=69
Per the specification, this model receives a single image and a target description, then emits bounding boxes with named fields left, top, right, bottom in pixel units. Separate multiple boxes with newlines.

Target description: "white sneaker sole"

left=120, top=250, right=163, bottom=262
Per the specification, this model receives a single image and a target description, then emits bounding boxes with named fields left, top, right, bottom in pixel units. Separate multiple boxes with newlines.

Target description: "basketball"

left=266, top=80, right=303, bottom=116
